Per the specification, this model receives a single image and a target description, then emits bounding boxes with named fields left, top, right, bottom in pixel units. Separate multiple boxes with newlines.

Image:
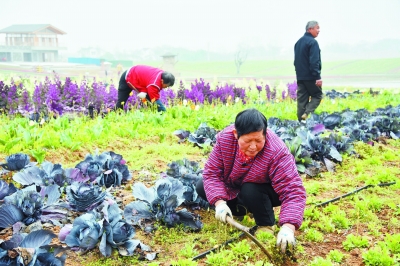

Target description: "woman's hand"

left=215, top=200, right=232, bottom=223
left=276, top=224, right=296, bottom=253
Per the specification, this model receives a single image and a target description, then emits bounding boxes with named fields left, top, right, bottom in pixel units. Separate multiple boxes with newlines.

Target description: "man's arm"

left=309, top=41, right=321, bottom=80
left=146, top=85, right=160, bottom=102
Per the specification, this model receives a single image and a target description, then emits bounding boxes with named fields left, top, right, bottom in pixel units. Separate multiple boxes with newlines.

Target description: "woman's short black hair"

left=161, top=72, right=175, bottom=87
left=234, top=108, right=268, bottom=139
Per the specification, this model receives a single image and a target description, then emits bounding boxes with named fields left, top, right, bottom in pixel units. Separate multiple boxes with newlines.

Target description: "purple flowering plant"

left=46, top=83, right=64, bottom=115
left=7, top=79, right=19, bottom=114
left=0, top=75, right=298, bottom=118
left=287, top=81, right=298, bottom=100
left=18, top=87, right=33, bottom=115
left=0, top=80, right=8, bottom=112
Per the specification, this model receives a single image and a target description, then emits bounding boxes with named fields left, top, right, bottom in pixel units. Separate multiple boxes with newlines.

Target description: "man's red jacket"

left=125, top=65, right=163, bottom=101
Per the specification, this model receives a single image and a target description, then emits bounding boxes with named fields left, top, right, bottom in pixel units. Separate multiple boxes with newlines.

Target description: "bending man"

left=116, top=65, right=175, bottom=112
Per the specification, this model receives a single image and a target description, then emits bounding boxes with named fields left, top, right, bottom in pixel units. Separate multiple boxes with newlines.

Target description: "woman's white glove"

left=137, top=92, right=147, bottom=99
left=276, top=225, right=296, bottom=253
left=215, top=202, right=232, bottom=223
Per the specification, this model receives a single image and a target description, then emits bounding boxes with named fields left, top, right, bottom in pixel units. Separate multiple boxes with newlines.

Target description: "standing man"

left=294, top=21, right=322, bottom=121
left=116, top=65, right=175, bottom=112
left=196, top=108, right=306, bottom=253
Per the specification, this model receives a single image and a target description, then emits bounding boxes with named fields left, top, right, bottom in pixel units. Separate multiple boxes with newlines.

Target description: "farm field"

left=1, top=57, right=400, bottom=89
left=0, top=74, right=400, bottom=266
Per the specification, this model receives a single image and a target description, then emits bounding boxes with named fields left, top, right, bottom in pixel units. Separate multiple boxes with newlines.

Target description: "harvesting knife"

left=226, top=216, right=274, bottom=262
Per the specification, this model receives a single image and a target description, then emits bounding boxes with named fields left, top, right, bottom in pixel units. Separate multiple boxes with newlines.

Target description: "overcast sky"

left=1, top=0, right=399, bottom=52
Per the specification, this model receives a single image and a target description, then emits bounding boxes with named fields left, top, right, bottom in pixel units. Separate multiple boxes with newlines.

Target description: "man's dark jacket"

left=294, top=32, right=321, bottom=80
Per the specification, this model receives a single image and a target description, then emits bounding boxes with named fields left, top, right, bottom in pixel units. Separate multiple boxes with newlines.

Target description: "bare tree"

left=234, top=47, right=248, bottom=74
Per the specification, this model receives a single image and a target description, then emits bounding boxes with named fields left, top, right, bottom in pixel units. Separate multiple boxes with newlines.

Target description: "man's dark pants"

left=297, top=80, right=323, bottom=121
left=115, top=70, right=166, bottom=112
left=196, top=179, right=281, bottom=226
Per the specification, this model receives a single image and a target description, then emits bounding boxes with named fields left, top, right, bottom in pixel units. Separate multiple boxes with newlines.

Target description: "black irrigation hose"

left=314, top=181, right=396, bottom=207
left=193, top=181, right=397, bottom=261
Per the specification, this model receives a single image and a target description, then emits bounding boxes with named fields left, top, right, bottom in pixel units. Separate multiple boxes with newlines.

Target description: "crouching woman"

left=196, top=108, right=306, bottom=252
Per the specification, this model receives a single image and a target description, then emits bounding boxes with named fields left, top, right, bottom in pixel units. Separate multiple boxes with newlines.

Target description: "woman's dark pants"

left=196, top=180, right=281, bottom=226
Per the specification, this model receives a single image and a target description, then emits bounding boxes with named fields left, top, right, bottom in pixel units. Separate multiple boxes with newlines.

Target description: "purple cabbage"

left=173, top=129, right=191, bottom=144
left=63, top=213, right=102, bottom=251
left=97, top=200, right=154, bottom=258
left=66, top=182, right=108, bottom=212
left=1, top=153, right=30, bottom=171
left=0, top=229, right=66, bottom=265
left=164, top=158, right=209, bottom=209
left=12, top=162, right=68, bottom=187
left=0, top=204, right=24, bottom=229
left=75, top=151, right=131, bottom=185
left=187, top=122, right=217, bottom=148
left=4, top=186, right=44, bottom=225
left=0, top=180, right=17, bottom=200
left=3, top=185, right=65, bottom=226
left=124, top=177, right=202, bottom=231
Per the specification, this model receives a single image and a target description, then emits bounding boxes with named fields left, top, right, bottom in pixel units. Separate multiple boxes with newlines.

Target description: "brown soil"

left=1, top=137, right=399, bottom=266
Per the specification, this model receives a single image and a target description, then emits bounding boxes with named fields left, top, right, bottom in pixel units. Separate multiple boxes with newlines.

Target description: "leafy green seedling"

left=388, top=217, right=399, bottom=230
left=367, top=195, right=384, bottom=212
left=382, top=150, right=397, bottom=160
left=228, top=240, right=255, bottom=260
left=314, top=215, right=335, bottom=233
left=322, top=203, right=339, bottom=214
left=207, top=236, right=218, bottom=247
left=365, top=156, right=382, bottom=166
left=304, top=228, right=324, bottom=242
left=343, top=234, right=369, bottom=251
left=384, top=233, right=400, bottom=254
left=367, top=222, right=382, bottom=237
left=295, top=244, right=306, bottom=254
left=30, top=148, right=46, bottom=163
left=205, top=248, right=235, bottom=266
left=179, top=243, right=199, bottom=258
left=328, top=249, right=345, bottom=263
left=304, top=207, right=320, bottom=221
left=304, top=182, right=320, bottom=195
left=387, top=202, right=400, bottom=216
left=362, top=246, right=395, bottom=266
left=308, top=257, right=334, bottom=266
left=299, top=219, right=311, bottom=231
left=331, top=210, right=351, bottom=229
left=256, top=230, right=275, bottom=242
left=158, top=132, right=166, bottom=142
left=352, top=197, right=378, bottom=222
